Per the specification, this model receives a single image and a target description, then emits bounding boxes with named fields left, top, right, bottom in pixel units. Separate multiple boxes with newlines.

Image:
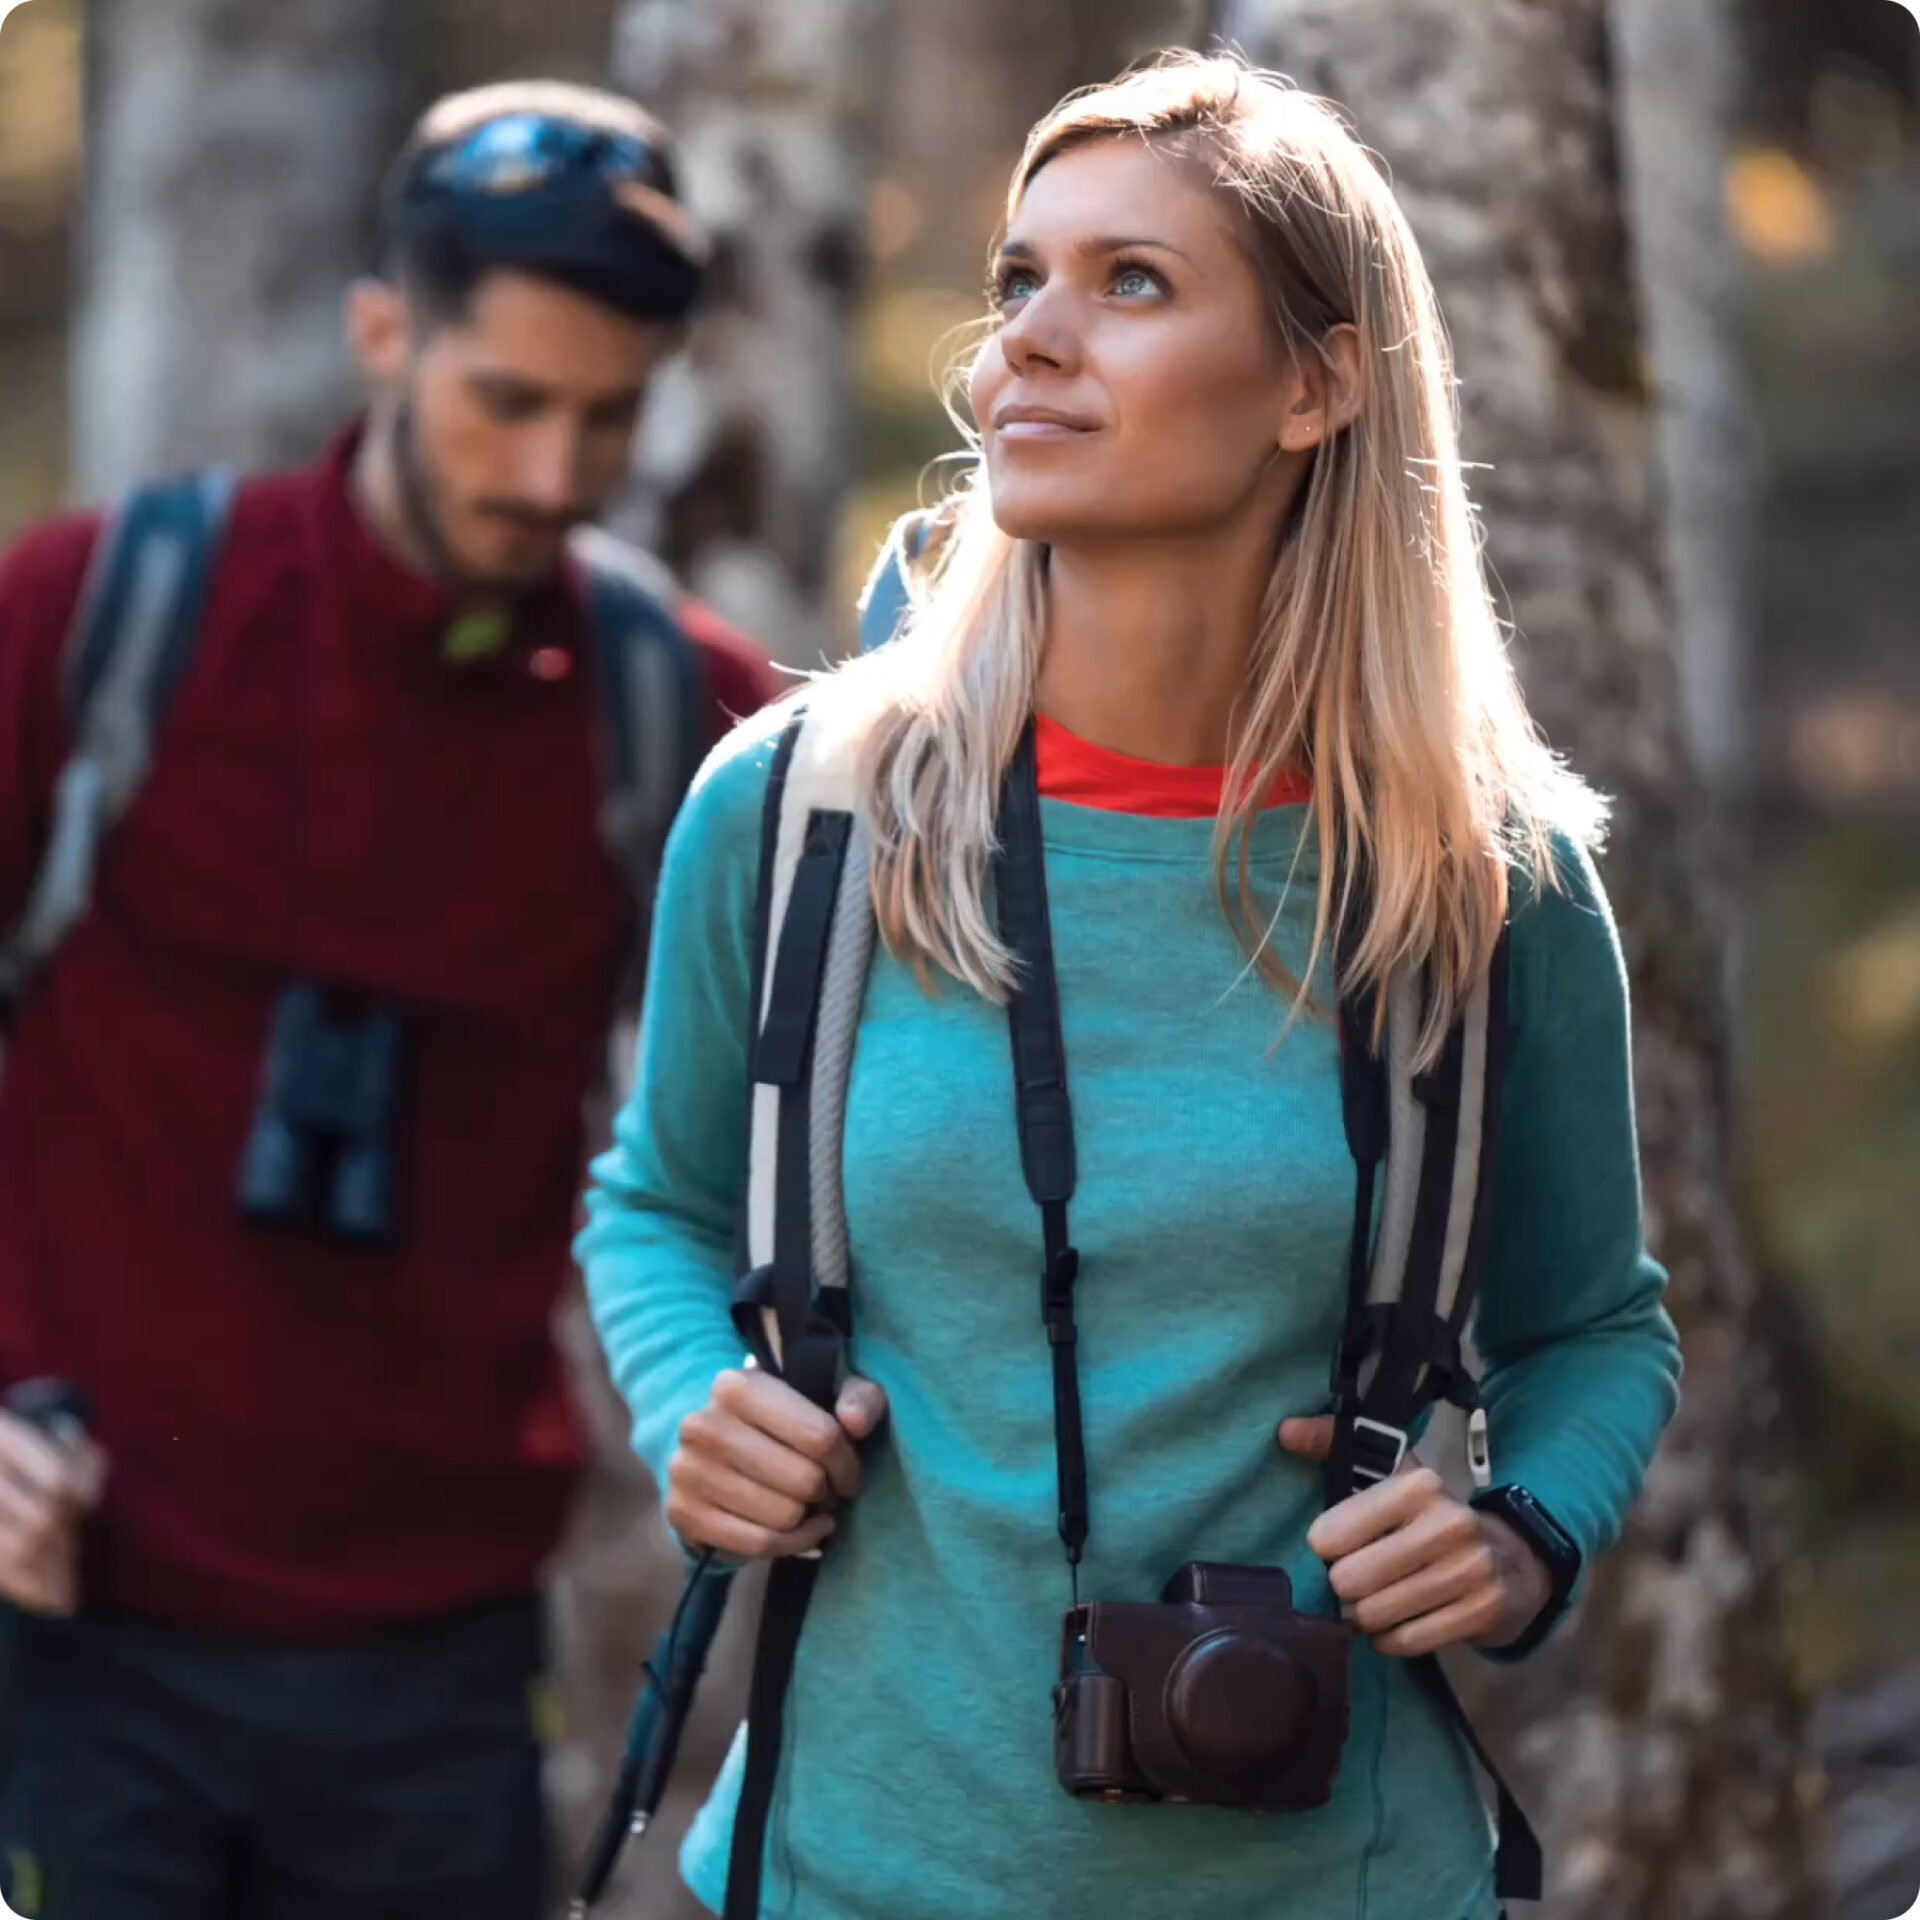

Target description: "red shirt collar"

left=1034, top=713, right=1311, bottom=818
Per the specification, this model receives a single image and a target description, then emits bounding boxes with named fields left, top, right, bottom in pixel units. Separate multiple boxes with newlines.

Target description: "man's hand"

left=0, top=1410, right=106, bottom=1616
left=667, top=1368, right=889, bottom=1561
left=1278, top=1415, right=1550, bottom=1657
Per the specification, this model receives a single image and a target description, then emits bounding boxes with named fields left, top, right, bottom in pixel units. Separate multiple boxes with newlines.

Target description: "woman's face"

left=971, top=138, right=1314, bottom=547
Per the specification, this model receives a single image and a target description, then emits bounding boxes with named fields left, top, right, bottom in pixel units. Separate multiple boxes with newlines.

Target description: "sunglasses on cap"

left=419, top=111, right=678, bottom=203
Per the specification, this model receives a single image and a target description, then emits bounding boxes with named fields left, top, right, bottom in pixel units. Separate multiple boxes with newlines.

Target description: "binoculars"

left=236, top=982, right=409, bottom=1250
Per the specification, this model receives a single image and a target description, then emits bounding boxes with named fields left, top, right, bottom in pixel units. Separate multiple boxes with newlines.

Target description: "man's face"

left=354, top=269, right=678, bottom=591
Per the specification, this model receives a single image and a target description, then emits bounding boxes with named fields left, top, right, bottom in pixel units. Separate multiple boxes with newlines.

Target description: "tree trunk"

left=609, top=0, right=887, bottom=668
left=73, top=0, right=406, bottom=498
left=1610, top=0, right=1754, bottom=802
left=1213, top=4, right=1811, bottom=1915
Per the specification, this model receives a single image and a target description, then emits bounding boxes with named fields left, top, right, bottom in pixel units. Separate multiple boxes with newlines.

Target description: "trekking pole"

left=569, top=1549, right=736, bottom=1916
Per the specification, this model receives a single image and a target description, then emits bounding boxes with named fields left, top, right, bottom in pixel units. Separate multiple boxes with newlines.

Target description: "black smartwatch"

left=1469, top=1483, right=1582, bottom=1659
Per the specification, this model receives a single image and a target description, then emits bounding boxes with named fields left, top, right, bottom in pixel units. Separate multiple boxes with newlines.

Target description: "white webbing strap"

left=745, top=705, right=870, bottom=1367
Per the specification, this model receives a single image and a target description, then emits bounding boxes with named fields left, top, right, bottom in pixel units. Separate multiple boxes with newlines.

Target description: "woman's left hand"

left=1277, top=1416, right=1551, bottom=1658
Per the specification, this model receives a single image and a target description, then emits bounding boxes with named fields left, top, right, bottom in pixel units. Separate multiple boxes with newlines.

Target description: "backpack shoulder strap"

left=0, top=470, right=235, bottom=1005
left=571, top=526, right=710, bottom=873
left=1328, top=932, right=1539, bottom=1904
left=855, top=506, right=953, bottom=655
left=569, top=527, right=711, bottom=1001
left=736, top=699, right=871, bottom=1386
left=1326, top=931, right=1513, bottom=1498
left=723, top=699, right=873, bottom=1920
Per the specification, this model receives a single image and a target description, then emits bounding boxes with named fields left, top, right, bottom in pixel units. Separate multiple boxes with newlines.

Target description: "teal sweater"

left=579, top=719, right=1681, bottom=1920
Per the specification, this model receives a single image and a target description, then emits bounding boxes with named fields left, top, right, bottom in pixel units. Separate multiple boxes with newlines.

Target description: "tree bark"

left=73, top=0, right=406, bottom=498
left=1213, top=4, right=1811, bottom=1915
left=1610, top=0, right=1754, bottom=801
left=610, top=0, right=887, bottom=667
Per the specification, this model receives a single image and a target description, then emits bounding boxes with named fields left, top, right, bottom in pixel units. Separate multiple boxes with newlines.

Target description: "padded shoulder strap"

left=1328, top=930, right=1512, bottom=1496
left=571, top=526, right=710, bottom=897
left=0, top=470, right=234, bottom=1006
left=737, top=702, right=872, bottom=1382
left=856, top=506, right=952, bottom=655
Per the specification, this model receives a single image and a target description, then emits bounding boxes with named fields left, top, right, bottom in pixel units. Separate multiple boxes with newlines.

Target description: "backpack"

left=0, top=471, right=710, bottom=1017
left=718, top=517, right=1542, bottom=1914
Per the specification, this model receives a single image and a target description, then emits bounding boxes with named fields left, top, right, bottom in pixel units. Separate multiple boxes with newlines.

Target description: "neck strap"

left=992, top=720, right=1088, bottom=1579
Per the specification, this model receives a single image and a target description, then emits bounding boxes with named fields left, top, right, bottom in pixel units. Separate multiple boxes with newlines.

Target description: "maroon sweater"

left=0, top=435, right=782, bottom=1639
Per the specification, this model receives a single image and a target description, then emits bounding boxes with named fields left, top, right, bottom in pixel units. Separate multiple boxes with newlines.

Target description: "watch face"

left=1482, top=1487, right=1580, bottom=1590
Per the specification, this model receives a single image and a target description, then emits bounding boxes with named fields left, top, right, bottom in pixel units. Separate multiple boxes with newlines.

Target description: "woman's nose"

left=999, top=288, right=1079, bottom=377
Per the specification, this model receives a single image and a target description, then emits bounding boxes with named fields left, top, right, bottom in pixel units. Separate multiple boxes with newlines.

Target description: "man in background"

left=0, top=81, right=780, bottom=1918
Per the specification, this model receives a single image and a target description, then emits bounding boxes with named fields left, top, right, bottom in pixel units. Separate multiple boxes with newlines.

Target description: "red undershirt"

left=1034, top=712, right=1312, bottom=817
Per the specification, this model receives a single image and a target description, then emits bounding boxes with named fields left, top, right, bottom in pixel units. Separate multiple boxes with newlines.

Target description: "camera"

left=235, top=982, right=410, bottom=1249
left=1054, top=1562, right=1354, bottom=1812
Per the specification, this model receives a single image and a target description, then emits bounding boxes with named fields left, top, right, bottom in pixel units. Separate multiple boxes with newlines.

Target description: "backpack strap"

left=1326, top=928, right=1538, bottom=1904
left=569, top=526, right=711, bottom=1005
left=725, top=703, right=873, bottom=1920
left=1325, top=931, right=1512, bottom=1499
left=0, top=470, right=235, bottom=1008
left=855, top=507, right=949, bottom=655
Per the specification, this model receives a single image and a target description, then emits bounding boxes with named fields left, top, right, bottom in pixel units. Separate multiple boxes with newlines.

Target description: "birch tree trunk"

left=1214, top=4, right=1810, bottom=1915
left=74, top=0, right=405, bottom=498
left=611, top=0, right=887, bottom=667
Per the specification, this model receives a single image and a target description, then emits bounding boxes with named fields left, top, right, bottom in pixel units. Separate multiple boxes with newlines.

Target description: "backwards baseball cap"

left=383, top=84, right=710, bottom=326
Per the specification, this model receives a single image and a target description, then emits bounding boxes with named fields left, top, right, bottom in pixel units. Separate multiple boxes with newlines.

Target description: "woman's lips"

left=993, top=407, right=1100, bottom=441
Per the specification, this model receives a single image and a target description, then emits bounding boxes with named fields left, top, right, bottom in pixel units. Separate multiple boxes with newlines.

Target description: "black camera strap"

left=993, top=720, right=1089, bottom=1583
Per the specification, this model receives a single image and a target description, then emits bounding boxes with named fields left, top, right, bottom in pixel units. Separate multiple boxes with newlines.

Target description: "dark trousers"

left=0, top=1594, right=548, bottom=1920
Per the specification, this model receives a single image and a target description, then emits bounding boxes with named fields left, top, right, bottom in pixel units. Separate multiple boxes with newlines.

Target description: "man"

left=0, top=81, right=782, bottom=1918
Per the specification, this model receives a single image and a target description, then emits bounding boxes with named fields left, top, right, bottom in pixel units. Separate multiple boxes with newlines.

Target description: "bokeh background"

left=1, top=2, right=1916, bottom=1916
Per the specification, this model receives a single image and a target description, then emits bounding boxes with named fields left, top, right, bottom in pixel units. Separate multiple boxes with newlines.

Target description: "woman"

left=580, top=51, right=1681, bottom=1920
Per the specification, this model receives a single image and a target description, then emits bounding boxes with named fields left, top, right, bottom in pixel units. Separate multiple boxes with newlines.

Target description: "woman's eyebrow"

left=996, top=235, right=1195, bottom=265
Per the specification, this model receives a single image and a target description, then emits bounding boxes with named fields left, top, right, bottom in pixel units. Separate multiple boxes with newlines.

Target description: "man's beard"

left=391, top=401, right=582, bottom=599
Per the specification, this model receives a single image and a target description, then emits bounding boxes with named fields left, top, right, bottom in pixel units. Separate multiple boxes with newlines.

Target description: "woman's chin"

left=986, top=489, right=1121, bottom=547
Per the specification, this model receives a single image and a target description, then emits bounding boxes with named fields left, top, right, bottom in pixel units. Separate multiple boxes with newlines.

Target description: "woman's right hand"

left=667, top=1367, right=890, bottom=1559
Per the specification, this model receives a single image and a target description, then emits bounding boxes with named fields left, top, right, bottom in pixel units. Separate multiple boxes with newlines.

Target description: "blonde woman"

left=581, top=51, right=1680, bottom=1920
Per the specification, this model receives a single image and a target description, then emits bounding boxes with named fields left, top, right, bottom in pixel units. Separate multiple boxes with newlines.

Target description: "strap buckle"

left=1347, top=1415, right=1410, bottom=1486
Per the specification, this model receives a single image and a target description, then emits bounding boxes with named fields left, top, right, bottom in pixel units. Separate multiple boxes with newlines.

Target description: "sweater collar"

left=306, top=422, right=578, bottom=680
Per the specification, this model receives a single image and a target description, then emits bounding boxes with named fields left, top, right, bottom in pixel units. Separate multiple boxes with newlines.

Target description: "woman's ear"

left=1278, top=324, right=1364, bottom=453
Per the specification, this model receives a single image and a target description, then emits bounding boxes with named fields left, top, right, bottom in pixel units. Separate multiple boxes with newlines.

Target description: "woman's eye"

left=1112, top=264, right=1163, bottom=299
left=994, top=269, right=1039, bottom=308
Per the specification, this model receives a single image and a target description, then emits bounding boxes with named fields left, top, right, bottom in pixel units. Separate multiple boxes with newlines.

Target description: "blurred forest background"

left=1, top=1, right=1916, bottom=1916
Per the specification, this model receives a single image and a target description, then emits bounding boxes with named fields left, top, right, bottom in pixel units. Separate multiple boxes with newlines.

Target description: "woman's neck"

left=1034, top=524, right=1273, bottom=767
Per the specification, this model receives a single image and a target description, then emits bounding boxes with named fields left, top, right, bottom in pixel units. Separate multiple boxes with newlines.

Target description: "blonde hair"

left=833, top=50, right=1605, bottom=1064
